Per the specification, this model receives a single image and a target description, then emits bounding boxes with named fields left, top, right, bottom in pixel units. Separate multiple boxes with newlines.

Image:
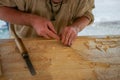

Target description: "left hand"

left=61, top=26, right=80, bottom=46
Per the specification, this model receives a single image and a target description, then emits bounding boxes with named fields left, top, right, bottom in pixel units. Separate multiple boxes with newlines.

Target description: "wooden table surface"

left=0, top=36, right=120, bottom=80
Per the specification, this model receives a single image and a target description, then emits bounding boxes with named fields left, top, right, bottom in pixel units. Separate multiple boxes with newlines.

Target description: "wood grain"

left=0, top=36, right=120, bottom=80
left=0, top=56, right=2, bottom=76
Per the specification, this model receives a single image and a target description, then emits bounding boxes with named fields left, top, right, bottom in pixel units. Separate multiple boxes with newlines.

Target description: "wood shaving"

left=85, top=41, right=96, bottom=49
left=89, top=62, right=110, bottom=68
left=102, top=41, right=116, bottom=45
left=96, top=39, right=120, bottom=42
left=52, top=47, right=56, bottom=50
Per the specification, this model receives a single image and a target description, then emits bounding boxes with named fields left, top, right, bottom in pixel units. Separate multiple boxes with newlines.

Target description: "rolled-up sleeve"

left=0, top=0, right=17, bottom=7
left=74, top=0, right=95, bottom=25
left=83, top=7, right=94, bottom=25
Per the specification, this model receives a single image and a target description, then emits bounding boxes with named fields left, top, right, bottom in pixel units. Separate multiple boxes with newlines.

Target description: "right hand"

left=32, top=16, right=59, bottom=40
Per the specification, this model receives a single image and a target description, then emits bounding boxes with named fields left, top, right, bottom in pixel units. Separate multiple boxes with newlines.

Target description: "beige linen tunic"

left=0, top=0, right=94, bottom=38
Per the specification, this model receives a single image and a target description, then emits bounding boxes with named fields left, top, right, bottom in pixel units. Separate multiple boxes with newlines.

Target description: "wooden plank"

left=0, top=56, right=2, bottom=76
left=0, top=36, right=120, bottom=80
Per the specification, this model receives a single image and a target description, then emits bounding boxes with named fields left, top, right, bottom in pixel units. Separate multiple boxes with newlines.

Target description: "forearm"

left=71, top=16, right=90, bottom=32
left=0, top=6, right=37, bottom=26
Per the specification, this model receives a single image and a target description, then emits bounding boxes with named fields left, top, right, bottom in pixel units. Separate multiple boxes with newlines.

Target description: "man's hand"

left=0, top=7, right=59, bottom=40
left=60, top=16, right=91, bottom=46
left=32, top=17, right=59, bottom=40
left=61, top=26, right=79, bottom=46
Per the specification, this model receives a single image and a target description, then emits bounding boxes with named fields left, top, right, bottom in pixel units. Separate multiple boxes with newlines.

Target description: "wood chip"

left=85, top=41, right=96, bottom=49
left=96, top=39, right=120, bottom=42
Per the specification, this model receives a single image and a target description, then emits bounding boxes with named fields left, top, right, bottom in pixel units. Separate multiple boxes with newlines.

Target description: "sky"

left=78, top=0, right=120, bottom=36
left=94, top=0, right=120, bottom=22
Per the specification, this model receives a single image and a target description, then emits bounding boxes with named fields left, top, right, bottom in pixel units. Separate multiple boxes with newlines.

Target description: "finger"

left=46, top=29, right=60, bottom=40
left=61, top=28, right=68, bottom=43
left=71, top=35, right=77, bottom=45
left=42, top=33, right=51, bottom=39
left=64, top=30, right=72, bottom=46
left=68, top=33, right=76, bottom=46
left=59, top=33, right=62, bottom=40
left=47, top=22, right=57, bottom=34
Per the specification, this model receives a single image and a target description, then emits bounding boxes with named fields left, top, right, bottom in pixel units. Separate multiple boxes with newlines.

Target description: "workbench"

left=0, top=36, right=120, bottom=80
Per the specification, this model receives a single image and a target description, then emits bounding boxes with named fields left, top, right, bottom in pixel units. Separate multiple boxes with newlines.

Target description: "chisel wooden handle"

left=15, top=37, right=27, bottom=54
left=10, top=26, right=26, bottom=54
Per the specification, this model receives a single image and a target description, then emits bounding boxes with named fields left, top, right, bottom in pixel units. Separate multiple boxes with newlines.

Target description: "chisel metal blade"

left=22, top=52, right=36, bottom=75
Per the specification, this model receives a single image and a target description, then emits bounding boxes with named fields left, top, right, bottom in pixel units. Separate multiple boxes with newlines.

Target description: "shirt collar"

left=46, top=0, right=68, bottom=4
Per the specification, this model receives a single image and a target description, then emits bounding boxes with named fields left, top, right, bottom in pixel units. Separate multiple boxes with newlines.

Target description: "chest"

left=26, top=0, right=73, bottom=21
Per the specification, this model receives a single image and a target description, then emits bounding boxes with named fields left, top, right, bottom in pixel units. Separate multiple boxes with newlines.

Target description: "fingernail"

left=56, top=37, right=60, bottom=41
left=67, top=44, right=71, bottom=47
left=62, top=39, right=64, bottom=43
left=68, top=43, right=72, bottom=47
left=60, top=37, right=62, bottom=41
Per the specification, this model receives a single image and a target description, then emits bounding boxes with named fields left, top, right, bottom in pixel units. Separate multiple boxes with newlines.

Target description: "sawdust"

left=85, top=38, right=120, bottom=53
left=89, top=62, right=110, bottom=68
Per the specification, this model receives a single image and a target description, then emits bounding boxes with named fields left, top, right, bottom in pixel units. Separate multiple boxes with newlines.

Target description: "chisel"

left=11, top=26, right=36, bottom=75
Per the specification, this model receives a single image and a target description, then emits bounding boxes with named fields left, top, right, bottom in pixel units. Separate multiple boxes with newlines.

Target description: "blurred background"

left=0, top=0, right=120, bottom=39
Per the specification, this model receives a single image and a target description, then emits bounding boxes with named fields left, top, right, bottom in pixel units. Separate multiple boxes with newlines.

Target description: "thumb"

left=47, top=22, right=57, bottom=34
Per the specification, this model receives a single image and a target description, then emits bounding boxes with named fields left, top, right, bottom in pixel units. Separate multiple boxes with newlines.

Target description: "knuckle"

left=38, top=32, right=42, bottom=36
left=48, top=21, right=51, bottom=24
left=39, top=30, right=46, bottom=36
left=68, top=27, right=71, bottom=30
left=66, top=36, right=69, bottom=40
left=47, top=30, right=52, bottom=35
left=65, top=27, right=69, bottom=30
left=41, top=29, right=45, bottom=33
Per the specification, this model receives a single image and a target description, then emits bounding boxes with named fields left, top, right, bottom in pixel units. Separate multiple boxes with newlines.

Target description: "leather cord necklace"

left=50, top=0, right=63, bottom=21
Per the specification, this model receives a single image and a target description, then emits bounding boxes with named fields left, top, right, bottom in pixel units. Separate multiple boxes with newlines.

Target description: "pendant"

left=51, top=16, right=56, bottom=21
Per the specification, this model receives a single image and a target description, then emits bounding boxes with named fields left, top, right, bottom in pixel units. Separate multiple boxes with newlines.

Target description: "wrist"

left=70, top=24, right=81, bottom=33
left=29, top=15, right=39, bottom=27
left=71, top=16, right=90, bottom=32
left=74, top=26, right=81, bottom=33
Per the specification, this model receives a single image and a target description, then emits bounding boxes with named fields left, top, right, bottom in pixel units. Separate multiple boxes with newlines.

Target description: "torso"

left=11, top=0, right=88, bottom=38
